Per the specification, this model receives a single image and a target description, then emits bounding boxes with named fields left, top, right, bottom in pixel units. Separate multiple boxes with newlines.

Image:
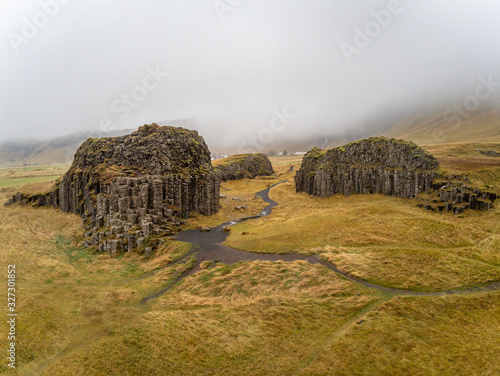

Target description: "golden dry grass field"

left=0, top=144, right=499, bottom=375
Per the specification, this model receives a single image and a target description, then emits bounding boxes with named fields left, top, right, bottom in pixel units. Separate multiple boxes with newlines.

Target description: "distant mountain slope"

left=0, top=129, right=133, bottom=166
left=382, top=104, right=500, bottom=145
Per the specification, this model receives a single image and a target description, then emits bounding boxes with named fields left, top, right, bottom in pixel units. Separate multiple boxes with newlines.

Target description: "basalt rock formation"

left=7, top=124, right=221, bottom=254
left=417, top=178, right=497, bottom=213
left=213, top=153, right=274, bottom=181
left=296, top=137, right=439, bottom=198
left=295, top=137, right=496, bottom=211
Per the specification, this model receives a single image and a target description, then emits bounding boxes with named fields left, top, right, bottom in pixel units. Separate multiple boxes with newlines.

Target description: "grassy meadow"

left=226, top=146, right=500, bottom=292
left=0, top=165, right=68, bottom=188
left=0, top=143, right=499, bottom=375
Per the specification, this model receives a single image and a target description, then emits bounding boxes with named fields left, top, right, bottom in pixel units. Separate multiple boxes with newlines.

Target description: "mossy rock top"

left=213, top=153, right=274, bottom=180
left=299, top=137, right=439, bottom=173
left=71, top=123, right=214, bottom=178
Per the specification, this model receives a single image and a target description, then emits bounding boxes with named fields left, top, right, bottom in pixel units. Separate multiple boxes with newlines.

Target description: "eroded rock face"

left=8, top=124, right=221, bottom=254
left=295, top=137, right=496, bottom=211
left=295, top=137, right=439, bottom=198
left=214, top=153, right=274, bottom=181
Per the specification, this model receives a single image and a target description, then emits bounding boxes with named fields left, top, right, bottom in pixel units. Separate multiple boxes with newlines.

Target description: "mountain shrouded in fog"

left=1, top=0, right=500, bottom=151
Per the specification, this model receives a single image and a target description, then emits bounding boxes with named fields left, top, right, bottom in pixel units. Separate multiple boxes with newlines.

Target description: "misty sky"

left=1, top=0, right=500, bottom=149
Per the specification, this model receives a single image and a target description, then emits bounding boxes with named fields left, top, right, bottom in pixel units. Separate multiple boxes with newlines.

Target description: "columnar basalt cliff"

left=295, top=137, right=496, bottom=212
left=7, top=124, right=221, bottom=254
left=295, top=137, right=439, bottom=198
left=213, top=153, right=274, bottom=181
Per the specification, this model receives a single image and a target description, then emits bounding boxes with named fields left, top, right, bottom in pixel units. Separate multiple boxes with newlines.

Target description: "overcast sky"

left=1, top=0, right=500, bottom=149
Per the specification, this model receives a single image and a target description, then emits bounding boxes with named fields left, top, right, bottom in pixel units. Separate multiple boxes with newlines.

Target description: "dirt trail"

left=291, top=294, right=393, bottom=376
left=140, top=181, right=500, bottom=304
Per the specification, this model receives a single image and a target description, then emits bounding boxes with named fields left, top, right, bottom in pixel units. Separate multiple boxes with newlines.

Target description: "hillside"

left=382, top=104, right=500, bottom=144
left=0, top=129, right=133, bottom=166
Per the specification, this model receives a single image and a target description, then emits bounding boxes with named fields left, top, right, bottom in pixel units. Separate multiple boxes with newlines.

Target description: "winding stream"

left=140, top=181, right=500, bottom=304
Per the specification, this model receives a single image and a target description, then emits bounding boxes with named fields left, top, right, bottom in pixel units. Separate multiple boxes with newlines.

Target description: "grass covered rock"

left=6, top=124, right=221, bottom=254
left=213, top=153, right=274, bottom=181
left=295, top=137, right=439, bottom=199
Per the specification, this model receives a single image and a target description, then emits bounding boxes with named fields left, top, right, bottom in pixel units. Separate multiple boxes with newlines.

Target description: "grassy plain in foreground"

left=0, top=146, right=499, bottom=375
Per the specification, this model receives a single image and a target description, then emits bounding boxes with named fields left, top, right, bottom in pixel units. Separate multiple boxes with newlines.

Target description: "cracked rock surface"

left=7, top=124, right=221, bottom=254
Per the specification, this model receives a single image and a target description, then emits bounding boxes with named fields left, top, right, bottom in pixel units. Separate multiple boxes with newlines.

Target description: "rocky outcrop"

left=295, top=137, right=496, bottom=212
left=7, top=124, right=221, bottom=254
left=478, top=150, right=499, bottom=157
left=418, top=177, right=497, bottom=213
left=213, top=153, right=274, bottom=181
left=296, top=137, right=439, bottom=198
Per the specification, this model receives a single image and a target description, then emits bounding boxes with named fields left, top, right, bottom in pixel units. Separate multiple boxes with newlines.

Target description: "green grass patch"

left=0, top=175, right=61, bottom=187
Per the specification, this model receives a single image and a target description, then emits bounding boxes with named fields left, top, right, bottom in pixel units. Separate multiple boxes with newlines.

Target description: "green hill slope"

left=382, top=105, right=500, bottom=144
left=0, top=129, right=133, bottom=166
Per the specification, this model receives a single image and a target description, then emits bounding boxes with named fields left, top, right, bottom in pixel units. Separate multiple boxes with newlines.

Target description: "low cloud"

left=1, top=0, right=499, bottom=150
